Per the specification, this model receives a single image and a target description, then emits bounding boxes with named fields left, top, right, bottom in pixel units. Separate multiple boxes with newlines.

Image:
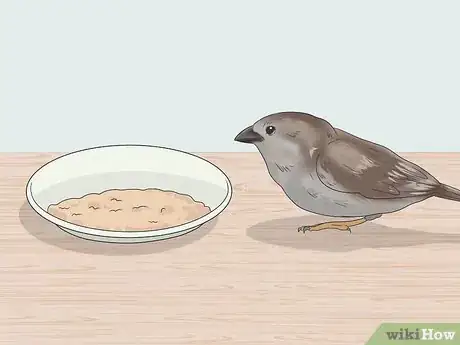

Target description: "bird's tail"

left=435, top=184, right=460, bottom=202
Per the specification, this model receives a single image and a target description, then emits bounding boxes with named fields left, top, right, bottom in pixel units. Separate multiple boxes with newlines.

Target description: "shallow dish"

left=26, top=145, right=232, bottom=243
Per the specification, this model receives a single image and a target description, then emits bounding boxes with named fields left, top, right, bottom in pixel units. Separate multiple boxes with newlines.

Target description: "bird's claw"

left=297, top=226, right=311, bottom=234
left=297, top=225, right=353, bottom=234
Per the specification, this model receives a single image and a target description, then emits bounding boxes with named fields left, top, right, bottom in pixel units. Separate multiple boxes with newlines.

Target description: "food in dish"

left=47, top=188, right=211, bottom=231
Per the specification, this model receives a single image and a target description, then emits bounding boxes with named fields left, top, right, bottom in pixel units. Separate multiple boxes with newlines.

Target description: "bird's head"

left=234, top=111, right=336, bottom=167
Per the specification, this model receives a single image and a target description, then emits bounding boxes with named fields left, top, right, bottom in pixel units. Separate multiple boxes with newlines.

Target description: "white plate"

left=26, top=145, right=233, bottom=243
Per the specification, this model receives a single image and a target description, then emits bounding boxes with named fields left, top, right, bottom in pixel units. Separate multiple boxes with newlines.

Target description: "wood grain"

left=2, top=152, right=460, bottom=345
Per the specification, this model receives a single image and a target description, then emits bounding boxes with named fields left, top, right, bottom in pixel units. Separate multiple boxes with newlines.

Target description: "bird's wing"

left=316, top=134, right=440, bottom=199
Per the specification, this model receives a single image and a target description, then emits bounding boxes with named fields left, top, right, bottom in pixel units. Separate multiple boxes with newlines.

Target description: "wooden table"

left=2, top=153, right=460, bottom=345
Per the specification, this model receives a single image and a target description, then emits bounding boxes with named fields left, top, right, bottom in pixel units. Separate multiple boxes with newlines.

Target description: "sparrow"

left=234, top=111, right=460, bottom=233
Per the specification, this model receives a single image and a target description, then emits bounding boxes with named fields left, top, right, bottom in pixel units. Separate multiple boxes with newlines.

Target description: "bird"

left=234, top=111, right=460, bottom=233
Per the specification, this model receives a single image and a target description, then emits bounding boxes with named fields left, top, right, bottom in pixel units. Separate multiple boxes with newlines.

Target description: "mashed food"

left=47, top=188, right=211, bottom=231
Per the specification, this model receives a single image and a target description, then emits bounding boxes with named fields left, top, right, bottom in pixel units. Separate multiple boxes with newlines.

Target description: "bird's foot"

left=297, top=218, right=369, bottom=234
left=298, top=222, right=352, bottom=234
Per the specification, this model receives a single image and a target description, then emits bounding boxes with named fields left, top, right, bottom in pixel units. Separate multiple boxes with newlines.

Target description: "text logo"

left=366, top=323, right=460, bottom=344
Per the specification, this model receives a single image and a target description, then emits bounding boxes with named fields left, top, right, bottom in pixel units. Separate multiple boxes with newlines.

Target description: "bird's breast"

left=266, top=162, right=369, bottom=216
left=279, top=171, right=365, bottom=217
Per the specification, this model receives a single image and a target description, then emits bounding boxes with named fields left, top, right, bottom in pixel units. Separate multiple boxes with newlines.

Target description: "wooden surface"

left=2, top=152, right=460, bottom=345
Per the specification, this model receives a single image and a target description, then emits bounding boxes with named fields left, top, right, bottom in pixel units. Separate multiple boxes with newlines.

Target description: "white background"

left=1, top=0, right=459, bottom=152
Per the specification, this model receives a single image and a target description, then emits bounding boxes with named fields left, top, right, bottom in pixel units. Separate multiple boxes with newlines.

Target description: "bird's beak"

left=234, top=126, right=264, bottom=144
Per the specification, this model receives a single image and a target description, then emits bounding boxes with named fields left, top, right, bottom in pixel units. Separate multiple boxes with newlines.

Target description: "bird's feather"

left=316, top=130, right=440, bottom=199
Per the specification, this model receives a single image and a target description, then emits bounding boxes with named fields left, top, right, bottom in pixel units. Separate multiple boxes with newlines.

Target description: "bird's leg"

left=298, top=218, right=365, bottom=233
left=298, top=214, right=382, bottom=234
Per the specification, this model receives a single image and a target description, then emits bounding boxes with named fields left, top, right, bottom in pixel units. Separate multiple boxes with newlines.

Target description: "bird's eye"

left=265, top=125, right=276, bottom=135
